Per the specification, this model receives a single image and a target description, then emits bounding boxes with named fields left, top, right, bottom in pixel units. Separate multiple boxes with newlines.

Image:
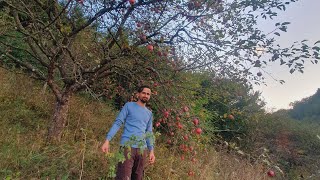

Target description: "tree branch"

left=69, top=2, right=126, bottom=37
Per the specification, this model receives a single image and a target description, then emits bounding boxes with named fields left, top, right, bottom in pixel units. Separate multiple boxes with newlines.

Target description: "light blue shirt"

left=106, top=102, right=154, bottom=150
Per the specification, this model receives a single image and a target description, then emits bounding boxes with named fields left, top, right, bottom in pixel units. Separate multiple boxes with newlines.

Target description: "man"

left=101, top=85, right=155, bottom=180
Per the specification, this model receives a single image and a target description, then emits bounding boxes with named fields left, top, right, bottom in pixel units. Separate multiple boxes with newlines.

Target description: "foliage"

left=188, top=72, right=265, bottom=145
left=246, top=112, right=320, bottom=179
left=1, top=0, right=320, bottom=178
left=288, top=88, right=320, bottom=122
left=1, top=0, right=319, bottom=141
left=0, top=68, right=271, bottom=179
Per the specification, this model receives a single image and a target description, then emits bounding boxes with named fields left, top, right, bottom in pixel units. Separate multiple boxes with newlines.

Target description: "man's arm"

left=101, top=103, right=129, bottom=154
left=146, top=113, right=155, bottom=164
left=149, top=149, right=155, bottom=164
left=101, top=140, right=110, bottom=154
left=145, top=113, right=154, bottom=151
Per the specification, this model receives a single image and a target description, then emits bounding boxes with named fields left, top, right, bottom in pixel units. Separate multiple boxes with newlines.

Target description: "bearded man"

left=101, top=85, right=155, bottom=180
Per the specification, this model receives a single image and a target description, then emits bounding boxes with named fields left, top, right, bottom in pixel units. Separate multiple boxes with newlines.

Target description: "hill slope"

left=0, top=68, right=270, bottom=179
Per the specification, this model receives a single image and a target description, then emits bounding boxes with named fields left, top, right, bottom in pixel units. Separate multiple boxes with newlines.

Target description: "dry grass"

left=0, top=68, right=271, bottom=179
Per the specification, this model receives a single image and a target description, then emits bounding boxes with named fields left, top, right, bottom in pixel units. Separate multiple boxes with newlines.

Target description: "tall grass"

left=247, top=113, right=320, bottom=179
left=0, top=68, right=270, bottom=179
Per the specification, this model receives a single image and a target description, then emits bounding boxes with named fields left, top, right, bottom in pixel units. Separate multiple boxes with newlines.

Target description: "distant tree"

left=289, top=88, right=320, bottom=121
left=194, top=74, right=265, bottom=142
left=0, top=0, right=319, bottom=141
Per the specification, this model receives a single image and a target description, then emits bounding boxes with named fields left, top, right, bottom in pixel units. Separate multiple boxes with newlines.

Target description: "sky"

left=253, top=0, right=320, bottom=111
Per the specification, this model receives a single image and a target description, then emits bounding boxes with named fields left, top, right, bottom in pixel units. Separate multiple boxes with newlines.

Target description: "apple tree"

left=0, top=0, right=319, bottom=143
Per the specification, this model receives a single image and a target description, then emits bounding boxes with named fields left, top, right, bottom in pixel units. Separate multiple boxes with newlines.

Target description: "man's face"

left=137, top=88, right=151, bottom=103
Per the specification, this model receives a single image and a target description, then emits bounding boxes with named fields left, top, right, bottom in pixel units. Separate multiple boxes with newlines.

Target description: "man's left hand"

left=149, top=150, right=155, bottom=164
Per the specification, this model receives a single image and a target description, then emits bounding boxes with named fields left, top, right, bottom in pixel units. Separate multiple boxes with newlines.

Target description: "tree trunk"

left=47, top=91, right=72, bottom=142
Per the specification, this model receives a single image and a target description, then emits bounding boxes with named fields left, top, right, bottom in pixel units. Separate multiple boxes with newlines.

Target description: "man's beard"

left=140, top=97, right=148, bottom=103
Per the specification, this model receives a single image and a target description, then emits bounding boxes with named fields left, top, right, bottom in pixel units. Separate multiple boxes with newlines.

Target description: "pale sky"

left=253, top=0, right=320, bottom=111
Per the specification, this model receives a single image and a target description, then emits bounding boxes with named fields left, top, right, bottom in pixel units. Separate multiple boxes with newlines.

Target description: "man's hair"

left=137, top=85, right=151, bottom=93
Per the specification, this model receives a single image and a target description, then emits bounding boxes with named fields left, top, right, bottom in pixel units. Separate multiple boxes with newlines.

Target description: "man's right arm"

left=101, top=103, right=129, bottom=154
left=101, top=140, right=110, bottom=153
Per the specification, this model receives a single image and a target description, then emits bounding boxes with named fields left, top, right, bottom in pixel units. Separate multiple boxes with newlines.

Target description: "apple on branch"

left=267, top=170, right=275, bottom=177
left=195, top=128, right=202, bottom=135
left=129, top=0, right=135, bottom=5
left=228, top=114, right=235, bottom=120
left=147, top=44, right=154, bottom=52
left=193, top=118, right=199, bottom=126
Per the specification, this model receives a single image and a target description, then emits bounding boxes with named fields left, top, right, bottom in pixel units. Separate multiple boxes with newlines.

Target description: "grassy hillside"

left=0, top=68, right=271, bottom=179
left=247, top=113, right=320, bottom=179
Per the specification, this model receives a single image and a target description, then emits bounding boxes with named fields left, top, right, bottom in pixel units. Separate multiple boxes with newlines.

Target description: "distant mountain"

left=288, top=88, right=320, bottom=122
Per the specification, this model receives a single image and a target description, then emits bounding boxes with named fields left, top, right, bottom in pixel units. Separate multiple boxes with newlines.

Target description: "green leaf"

left=289, top=68, right=295, bottom=74
left=312, top=46, right=320, bottom=51
left=253, top=5, right=257, bottom=11
left=281, top=22, right=291, bottom=25
left=279, top=27, right=287, bottom=32
left=254, top=63, right=261, bottom=67
left=274, top=32, right=280, bottom=36
left=314, top=40, right=320, bottom=45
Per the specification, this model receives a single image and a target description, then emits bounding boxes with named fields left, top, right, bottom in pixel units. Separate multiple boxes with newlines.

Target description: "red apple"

left=193, top=118, right=199, bottom=126
left=195, top=128, right=202, bottom=135
left=147, top=44, right=153, bottom=51
left=228, top=114, right=235, bottom=120
left=153, top=82, right=158, bottom=87
left=194, top=1, right=201, bottom=8
left=188, top=170, right=195, bottom=176
left=177, top=122, right=183, bottom=129
left=180, top=144, right=186, bottom=150
left=182, top=106, right=189, bottom=112
left=267, top=170, right=275, bottom=177
left=183, top=135, right=189, bottom=141
left=140, top=34, right=147, bottom=42
left=156, top=8, right=160, bottom=13
left=163, top=111, right=169, bottom=118
left=163, top=52, right=168, bottom=56
left=129, top=0, right=135, bottom=5
left=155, top=122, right=160, bottom=127
left=136, top=22, right=142, bottom=28
left=180, top=155, right=185, bottom=160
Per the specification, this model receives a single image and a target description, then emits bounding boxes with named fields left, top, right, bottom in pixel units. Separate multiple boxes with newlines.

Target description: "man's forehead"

left=141, top=88, right=151, bottom=93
